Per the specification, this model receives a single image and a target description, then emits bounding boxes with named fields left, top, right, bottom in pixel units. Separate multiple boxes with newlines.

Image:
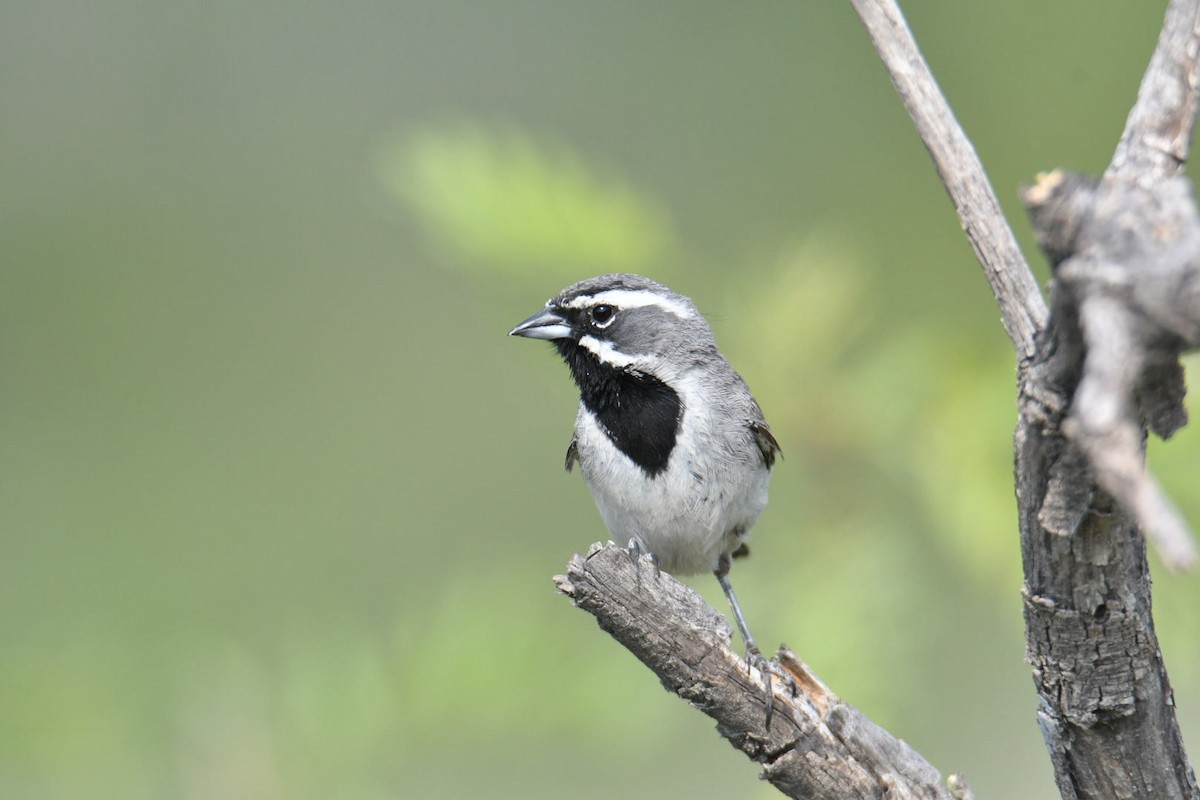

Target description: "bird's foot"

left=743, top=646, right=798, bottom=730
left=625, top=539, right=660, bottom=588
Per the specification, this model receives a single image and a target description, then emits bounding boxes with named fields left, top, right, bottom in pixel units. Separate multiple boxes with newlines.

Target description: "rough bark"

left=555, top=543, right=961, bottom=800
left=851, top=0, right=1200, bottom=797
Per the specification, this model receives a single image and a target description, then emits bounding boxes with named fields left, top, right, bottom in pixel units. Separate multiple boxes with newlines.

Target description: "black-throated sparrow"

left=510, top=273, right=780, bottom=666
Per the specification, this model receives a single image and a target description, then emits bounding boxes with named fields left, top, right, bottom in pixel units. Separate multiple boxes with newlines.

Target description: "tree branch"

left=1013, top=4, right=1200, bottom=793
left=555, top=542, right=958, bottom=800
left=848, top=0, right=1200, bottom=797
left=1016, top=0, right=1200, bottom=575
left=1022, top=169, right=1200, bottom=573
left=1109, top=0, right=1200, bottom=182
left=847, top=0, right=1048, bottom=360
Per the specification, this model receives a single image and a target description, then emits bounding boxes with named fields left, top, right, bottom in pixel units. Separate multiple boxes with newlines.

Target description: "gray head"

left=511, top=273, right=722, bottom=476
left=509, top=274, right=716, bottom=381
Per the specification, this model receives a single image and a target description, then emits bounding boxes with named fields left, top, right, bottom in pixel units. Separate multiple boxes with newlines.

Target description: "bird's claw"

left=743, top=648, right=797, bottom=729
left=625, top=539, right=660, bottom=589
left=626, top=538, right=641, bottom=567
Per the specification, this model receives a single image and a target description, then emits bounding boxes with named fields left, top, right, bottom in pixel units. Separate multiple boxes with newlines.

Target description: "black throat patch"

left=555, top=340, right=682, bottom=477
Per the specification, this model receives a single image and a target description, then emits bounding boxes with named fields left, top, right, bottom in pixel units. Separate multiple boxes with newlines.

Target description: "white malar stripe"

left=578, top=335, right=683, bottom=382
left=578, top=335, right=644, bottom=368
left=564, top=289, right=695, bottom=319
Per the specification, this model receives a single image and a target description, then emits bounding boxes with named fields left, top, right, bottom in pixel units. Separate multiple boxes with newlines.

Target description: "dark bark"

left=851, top=0, right=1200, bottom=797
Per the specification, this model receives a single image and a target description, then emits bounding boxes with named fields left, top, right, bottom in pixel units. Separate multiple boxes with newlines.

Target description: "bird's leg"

left=714, top=553, right=790, bottom=728
left=714, top=553, right=762, bottom=660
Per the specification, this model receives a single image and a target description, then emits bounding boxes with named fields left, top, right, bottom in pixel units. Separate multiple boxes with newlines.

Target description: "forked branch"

left=851, top=0, right=1200, bottom=797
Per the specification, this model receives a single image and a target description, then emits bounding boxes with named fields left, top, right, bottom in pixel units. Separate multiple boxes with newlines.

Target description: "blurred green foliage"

left=386, top=126, right=675, bottom=277
left=2, top=2, right=1198, bottom=800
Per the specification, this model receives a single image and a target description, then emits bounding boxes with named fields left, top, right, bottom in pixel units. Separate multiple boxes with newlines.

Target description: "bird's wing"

left=564, top=435, right=580, bottom=473
left=748, top=419, right=781, bottom=469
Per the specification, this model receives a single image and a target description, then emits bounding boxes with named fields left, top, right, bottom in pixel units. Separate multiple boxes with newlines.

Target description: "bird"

left=509, top=273, right=780, bottom=670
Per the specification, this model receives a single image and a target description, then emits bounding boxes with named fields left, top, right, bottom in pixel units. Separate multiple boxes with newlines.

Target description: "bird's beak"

left=509, top=307, right=573, bottom=340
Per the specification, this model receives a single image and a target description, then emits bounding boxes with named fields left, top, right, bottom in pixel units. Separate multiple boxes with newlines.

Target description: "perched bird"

left=510, top=273, right=780, bottom=666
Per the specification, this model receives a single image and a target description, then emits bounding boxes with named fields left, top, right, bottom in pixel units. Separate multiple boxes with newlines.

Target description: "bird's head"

left=509, top=274, right=714, bottom=383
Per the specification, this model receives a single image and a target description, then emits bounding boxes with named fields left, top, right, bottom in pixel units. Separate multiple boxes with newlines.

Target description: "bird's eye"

left=590, top=304, right=616, bottom=327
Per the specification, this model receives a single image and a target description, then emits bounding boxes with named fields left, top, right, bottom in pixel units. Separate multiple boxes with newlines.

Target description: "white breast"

left=572, top=371, right=771, bottom=575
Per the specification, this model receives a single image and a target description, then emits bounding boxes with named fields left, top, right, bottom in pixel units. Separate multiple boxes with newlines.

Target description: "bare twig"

left=555, top=542, right=957, bottom=800
left=1109, top=0, right=1200, bottom=182
left=848, top=0, right=1047, bottom=359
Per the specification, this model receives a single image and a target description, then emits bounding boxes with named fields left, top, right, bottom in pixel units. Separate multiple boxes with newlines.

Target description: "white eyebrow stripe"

left=564, top=289, right=695, bottom=319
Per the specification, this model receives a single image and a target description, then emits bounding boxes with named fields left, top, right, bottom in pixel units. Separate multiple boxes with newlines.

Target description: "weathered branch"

left=1012, top=3, right=1200, bottom=793
left=849, top=0, right=1200, bottom=798
left=1016, top=0, right=1200, bottom=575
left=848, top=0, right=1048, bottom=360
left=1109, top=0, right=1200, bottom=182
left=1022, top=170, right=1200, bottom=572
left=555, top=542, right=958, bottom=800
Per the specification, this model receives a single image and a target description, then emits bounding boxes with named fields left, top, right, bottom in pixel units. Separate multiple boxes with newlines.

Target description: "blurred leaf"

left=280, top=634, right=398, bottom=768
left=393, top=566, right=671, bottom=748
left=768, top=513, right=926, bottom=729
left=724, top=238, right=1020, bottom=606
left=725, top=234, right=874, bottom=445
left=833, top=330, right=1022, bottom=589
left=0, top=642, right=153, bottom=797
left=381, top=125, right=675, bottom=278
left=909, top=346, right=1022, bottom=588
left=176, top=648, right=284, bottom=800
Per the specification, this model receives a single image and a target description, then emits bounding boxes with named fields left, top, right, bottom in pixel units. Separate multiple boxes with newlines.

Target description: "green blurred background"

left=3, top=1, right=1199, bottom=798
